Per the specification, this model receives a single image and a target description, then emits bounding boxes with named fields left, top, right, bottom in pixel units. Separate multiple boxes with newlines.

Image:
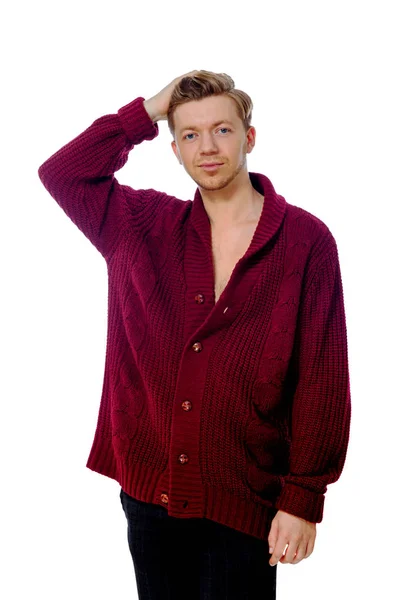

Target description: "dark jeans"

left=120, top=488, right=277, bottom=600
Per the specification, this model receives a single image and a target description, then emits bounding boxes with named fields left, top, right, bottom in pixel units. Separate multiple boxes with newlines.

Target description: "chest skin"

left=211, top=219, right=259, bottom=304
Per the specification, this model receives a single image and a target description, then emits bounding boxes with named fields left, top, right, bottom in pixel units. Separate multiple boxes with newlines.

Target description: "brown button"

left=160, top=493, right=169, bottom=504
left=181, top=400, right=192, bottom=411
left=192, top=341, right=203, bottom=352
left=195, top=294, right=205, bottom=304
left=178, top=454, right=189, bottom=464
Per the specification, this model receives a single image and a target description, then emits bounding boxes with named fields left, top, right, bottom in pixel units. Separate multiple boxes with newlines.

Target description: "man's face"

left=171, top=95, right=256, bottom=192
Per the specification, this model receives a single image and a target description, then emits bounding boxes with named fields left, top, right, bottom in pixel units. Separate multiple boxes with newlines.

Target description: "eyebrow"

left=179, top=120, right=235, bottom=134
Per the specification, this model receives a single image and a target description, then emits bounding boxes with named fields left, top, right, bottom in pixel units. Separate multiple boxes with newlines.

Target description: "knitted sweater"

left=38, top=96, right=351, bottom=542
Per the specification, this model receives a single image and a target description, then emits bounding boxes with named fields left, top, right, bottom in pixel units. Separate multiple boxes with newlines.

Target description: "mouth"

left=199, top=163, right=223, bottom=171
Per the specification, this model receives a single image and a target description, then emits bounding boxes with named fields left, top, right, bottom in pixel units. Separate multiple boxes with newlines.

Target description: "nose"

left=199, top=131, right=219, bottom=153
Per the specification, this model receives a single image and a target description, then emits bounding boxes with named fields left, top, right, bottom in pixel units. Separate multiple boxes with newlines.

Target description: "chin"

left=199, top=178, right=231, bottom=192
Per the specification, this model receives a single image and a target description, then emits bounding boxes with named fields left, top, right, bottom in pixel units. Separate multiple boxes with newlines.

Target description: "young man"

left=38, top=70, right=351, bottom=599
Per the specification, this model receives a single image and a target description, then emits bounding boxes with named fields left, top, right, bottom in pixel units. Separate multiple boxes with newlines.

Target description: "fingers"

left=268, top=522, right=277, bottom=556
left=269, top=541, right=287, bottom=567
left=282, top=541, right=307, bottom=564
left=304, top=536, right=315, bottom=559
left=269, top=536, right=315, bottom=566
left=176, top=70, right=199, bottom=83
left=268, top=521, right=278, bottom=565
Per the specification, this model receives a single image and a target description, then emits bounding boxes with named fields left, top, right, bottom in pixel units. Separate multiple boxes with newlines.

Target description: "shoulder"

left=284, top=200, right=338, bottom=264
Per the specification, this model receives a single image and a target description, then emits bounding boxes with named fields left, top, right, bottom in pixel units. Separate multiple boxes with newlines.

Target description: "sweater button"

left=194, top=294, right=205, bottom=304
left=178, top=454, right=189, bottom=464
left=182, top=400, right=192, bottom=411
left=160, top=493, right=169, bottom=504
left=192, top=341, right=203, bottom=352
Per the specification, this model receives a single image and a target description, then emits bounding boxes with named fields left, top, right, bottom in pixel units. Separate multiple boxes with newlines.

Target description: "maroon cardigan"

left=38, top=96, right=351, bottom=542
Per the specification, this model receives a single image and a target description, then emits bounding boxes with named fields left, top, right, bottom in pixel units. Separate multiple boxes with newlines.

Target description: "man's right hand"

left=143, top=70, right=199, bottom=122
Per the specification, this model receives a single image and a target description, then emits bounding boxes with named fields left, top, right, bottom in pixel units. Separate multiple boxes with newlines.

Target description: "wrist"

left=143, top=99, right=159, bottom=123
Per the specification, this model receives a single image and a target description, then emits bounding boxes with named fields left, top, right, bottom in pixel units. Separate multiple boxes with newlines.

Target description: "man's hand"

left=143, top=70, right=199, bottom=123
left=268, top=510, right=316, bottom=566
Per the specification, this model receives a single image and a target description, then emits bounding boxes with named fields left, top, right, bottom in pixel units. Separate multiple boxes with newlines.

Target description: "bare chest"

left=211, top=223, right=258, bottom=304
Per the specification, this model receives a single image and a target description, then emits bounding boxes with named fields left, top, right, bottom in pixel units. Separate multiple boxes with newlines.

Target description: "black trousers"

left=120, top=488, right=277, bottom=600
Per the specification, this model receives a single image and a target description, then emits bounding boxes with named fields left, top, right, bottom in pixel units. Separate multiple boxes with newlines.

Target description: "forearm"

left=143, top=98, right=161, bottom=122
left=37, top=97, right=159, bottom=257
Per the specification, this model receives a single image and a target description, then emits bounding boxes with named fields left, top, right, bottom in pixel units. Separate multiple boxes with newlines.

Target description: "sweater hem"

left=86, top=453, right=278, bottom=543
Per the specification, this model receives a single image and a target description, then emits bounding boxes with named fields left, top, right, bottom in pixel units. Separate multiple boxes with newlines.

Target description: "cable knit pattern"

left=38, top=96, right=351, bottom=542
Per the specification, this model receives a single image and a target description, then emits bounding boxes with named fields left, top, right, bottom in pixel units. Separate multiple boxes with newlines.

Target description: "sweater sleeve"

left=37, top=97, right=160, bottom=259
left=275, top=243, right=352, bottom=523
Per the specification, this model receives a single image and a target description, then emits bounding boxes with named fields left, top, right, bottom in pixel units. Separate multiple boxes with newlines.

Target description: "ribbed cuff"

left=275, top=482, right=325, bottom=523
left=117, top=96, right=159, bottom=144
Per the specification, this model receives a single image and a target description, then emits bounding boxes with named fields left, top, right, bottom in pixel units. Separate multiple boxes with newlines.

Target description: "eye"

left=183, top=128, right=231, bottom=141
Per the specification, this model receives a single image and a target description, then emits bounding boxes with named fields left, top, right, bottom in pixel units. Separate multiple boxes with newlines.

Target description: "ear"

left=246, top=126, right=256, bottom=154
left=171, top=140, right=182, bottom=164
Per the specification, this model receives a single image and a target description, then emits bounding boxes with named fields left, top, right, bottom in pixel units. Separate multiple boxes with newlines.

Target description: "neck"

left=199, top=170, right=264, bottom=229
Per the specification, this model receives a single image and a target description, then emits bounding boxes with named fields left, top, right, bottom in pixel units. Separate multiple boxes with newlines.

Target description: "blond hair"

left=167, top=70, right=253, bottom=139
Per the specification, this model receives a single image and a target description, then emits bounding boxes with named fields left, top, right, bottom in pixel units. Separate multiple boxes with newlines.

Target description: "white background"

left=1, top=0, right=399, bottom=598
